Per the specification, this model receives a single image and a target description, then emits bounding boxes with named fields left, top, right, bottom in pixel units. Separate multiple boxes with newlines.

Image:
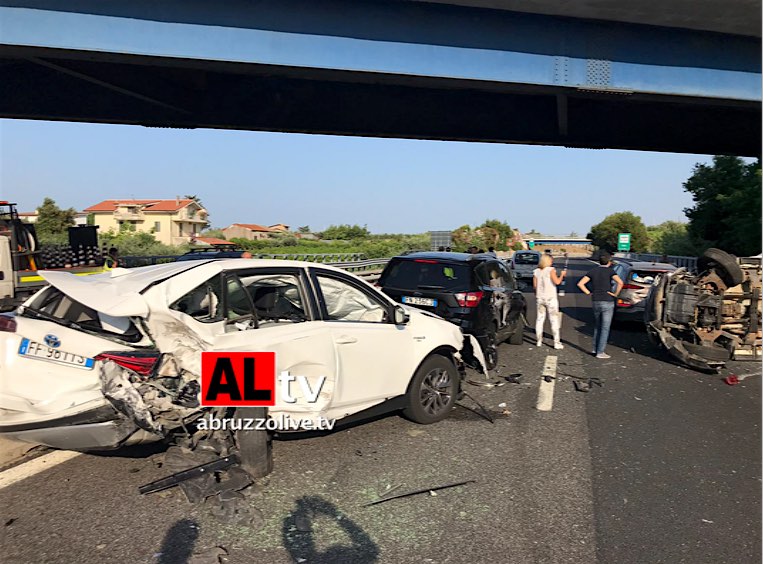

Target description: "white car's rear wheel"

left=403, top=355, right=458, bottom=424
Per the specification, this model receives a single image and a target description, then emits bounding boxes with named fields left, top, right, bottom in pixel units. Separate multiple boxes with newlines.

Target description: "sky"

left=0, top=118, right=712, bottom=236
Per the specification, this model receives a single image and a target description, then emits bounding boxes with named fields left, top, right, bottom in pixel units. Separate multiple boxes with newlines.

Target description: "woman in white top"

left=532, top=254, right=566, bottom=349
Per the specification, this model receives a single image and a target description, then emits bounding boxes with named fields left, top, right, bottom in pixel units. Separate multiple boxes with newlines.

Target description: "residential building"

left=83, top=199, right=208, bottom=246
left=222, top=223, right=283, bottom=241
left=19, top=211, right=88, bottom=226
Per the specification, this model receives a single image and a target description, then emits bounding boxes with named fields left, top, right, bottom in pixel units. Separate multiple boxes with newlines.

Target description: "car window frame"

left=224, top=266, right=318, bottom=325
left=309, top=268, right=396, bottom=324
left=169, top=272, right=226, bottom=324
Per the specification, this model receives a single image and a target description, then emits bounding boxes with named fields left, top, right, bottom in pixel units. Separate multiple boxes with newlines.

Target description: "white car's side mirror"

left=393, top=305, right=410, bottom=325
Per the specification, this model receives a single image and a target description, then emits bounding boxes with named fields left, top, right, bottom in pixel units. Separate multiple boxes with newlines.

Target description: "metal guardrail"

left=121, top=253, right=390, bottom=280
left=120, top=255, right=181, bottom=268
left=616, top=252, right=698, bottom=272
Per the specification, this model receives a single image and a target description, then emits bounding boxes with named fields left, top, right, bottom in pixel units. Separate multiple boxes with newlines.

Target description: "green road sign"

left=617, top=232, right=631, bottom=252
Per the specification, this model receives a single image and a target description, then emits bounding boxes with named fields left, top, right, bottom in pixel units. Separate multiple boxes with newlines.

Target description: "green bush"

left=100, top=230, right=188, bottom=256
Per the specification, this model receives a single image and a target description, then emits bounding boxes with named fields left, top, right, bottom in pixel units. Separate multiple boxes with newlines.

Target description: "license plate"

left=402, top=296, right=437, bottom=307
left=18, top=338, right=95, bottom=370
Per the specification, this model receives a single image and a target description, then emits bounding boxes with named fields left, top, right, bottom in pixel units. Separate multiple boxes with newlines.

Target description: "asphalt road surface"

left=1, top=259, right=760, bottom=563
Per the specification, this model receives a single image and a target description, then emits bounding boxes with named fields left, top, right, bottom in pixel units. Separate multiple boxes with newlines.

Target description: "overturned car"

left=645, top=248, right=762, bottom=371
left=0, top=259, right=486, bottom=456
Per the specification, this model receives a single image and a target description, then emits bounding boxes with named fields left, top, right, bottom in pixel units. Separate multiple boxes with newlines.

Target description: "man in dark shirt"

left=577, top=251, right=624, bottom=359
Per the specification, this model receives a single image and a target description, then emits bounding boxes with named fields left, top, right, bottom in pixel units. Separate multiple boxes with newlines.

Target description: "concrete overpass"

left=0, top=0, right=759, bottom=155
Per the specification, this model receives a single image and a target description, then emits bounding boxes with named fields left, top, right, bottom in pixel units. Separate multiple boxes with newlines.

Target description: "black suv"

left=378, top=252, right=527, bottom=368
left=176, top=247, right=249, bottom=261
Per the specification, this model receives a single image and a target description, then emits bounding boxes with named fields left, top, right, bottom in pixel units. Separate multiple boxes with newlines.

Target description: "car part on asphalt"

left=646, top=249, right=761, bottom=371
left=363, top=479, right=476, bottom=506
left=573, top=378, right=603, bottom=393
left=456, top=391, right=495, bottom=424
left=139, top=452, right=241, bottom=495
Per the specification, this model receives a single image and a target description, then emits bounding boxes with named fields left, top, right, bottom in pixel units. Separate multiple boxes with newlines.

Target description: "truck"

left=0, top=202, right=106, bottom=312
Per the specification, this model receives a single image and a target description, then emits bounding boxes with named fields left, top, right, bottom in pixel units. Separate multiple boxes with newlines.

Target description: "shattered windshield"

left=513, top=253, right=540, bottom=265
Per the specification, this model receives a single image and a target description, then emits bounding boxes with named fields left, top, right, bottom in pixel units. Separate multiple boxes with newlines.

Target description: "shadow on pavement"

left=157, top=519, right=200, bottom=564
left=283, top=496, right=380, bottom=564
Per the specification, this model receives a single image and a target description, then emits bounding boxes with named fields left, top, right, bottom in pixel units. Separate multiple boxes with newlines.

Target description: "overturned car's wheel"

left=682, top=341, right=731, bottom=362
left=403, top=354, right=458, bottom=424
left=697, top=248, right=744, bottom=287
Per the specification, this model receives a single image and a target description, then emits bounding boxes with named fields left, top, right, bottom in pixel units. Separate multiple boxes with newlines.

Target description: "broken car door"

left=170, top=268, right=338, bottom=417
left=312, top=270, right=415, bottom=410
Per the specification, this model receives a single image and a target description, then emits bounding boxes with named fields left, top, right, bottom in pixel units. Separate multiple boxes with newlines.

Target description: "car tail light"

left=414, top=259, right=438, bottom=264
left=455, top=291, right=484, bottom=307
left=95, top=352, right=160, bottom=376
left=616, top=299, right=633, bottom=307
left=622, top=284, right=643, bottom=290
left=0, top=315, right=16, bottom=333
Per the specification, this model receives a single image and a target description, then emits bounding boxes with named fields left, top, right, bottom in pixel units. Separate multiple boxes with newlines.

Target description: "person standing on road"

left=577, top=251, right=624, bottom=359
left=533, top=254, right=567, bottom=349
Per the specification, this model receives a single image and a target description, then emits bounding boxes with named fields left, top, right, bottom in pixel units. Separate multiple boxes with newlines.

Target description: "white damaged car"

left=0, top=259, right=486, bottom=452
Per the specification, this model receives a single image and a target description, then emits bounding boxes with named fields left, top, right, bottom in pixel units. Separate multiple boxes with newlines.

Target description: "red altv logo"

left=201, top=352, right=276, bottom=407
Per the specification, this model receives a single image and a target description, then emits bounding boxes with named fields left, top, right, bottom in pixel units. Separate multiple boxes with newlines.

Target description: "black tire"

left=682, top=341, right=731, bottom=361
left=403, top=354, right=458, bottom=424
left=644, top=276, right=667, bottom=324
left=234, top=406, right=273, bottom=478
left=697, top=248, right=744, bottom=287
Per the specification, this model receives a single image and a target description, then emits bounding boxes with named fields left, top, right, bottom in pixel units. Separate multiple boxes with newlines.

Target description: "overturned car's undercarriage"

left=646, top=249, right=762, bottom=371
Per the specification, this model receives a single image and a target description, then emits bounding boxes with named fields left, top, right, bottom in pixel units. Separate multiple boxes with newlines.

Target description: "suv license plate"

left=18, top=338, right=95, bottom=370
left=403, top=296, right=437, bottom=307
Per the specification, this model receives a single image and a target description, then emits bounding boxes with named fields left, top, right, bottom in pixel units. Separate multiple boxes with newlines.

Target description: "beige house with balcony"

left=83, top=199, right=209, bottom=246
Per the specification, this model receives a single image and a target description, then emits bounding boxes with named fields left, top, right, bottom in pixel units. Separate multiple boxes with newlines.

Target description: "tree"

left=35, top=197, right=76, bottom=244
left=321, top=224, right=370, bottom=240
left=683, top=156, right=761, bottom=256
left=587, top=211, right=649, bottom=252
left=647, top=221, right=701, bottom=256
left=478, top=219, right=514, bottom=250
left=297, top=225, right=311, bottom=234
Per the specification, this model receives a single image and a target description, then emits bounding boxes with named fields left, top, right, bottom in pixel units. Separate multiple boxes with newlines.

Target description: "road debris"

left=503, top=373, right=523, bottom=383
left=724, top=372, right=760, bottom=385
left=365, top=480, right=476, bottom=506
left=457, top=392, right=495, bottom=423
left=378, top=484, right=404, bottom=498
left=138, top=452, right=247, bottom=499
left=573, top=378, right=603, bottom=393
left=188, top=546, right=229, bottom=564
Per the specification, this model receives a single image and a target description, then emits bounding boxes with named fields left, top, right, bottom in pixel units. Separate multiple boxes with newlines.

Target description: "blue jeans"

left=592, top=301, right=615, bottom=354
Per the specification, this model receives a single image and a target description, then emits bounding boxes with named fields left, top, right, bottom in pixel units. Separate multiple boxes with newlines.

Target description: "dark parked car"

left=377, top=252, right=527, bottom=369
left=176, top=247, right=250, bottom=261
left=611, top=259, right=677, bottom=321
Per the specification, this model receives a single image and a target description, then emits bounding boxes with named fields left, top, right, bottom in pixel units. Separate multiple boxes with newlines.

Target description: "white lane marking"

left=0, top=450, right=81, bottom=490
left=536, top=355, right=558, bottom=412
